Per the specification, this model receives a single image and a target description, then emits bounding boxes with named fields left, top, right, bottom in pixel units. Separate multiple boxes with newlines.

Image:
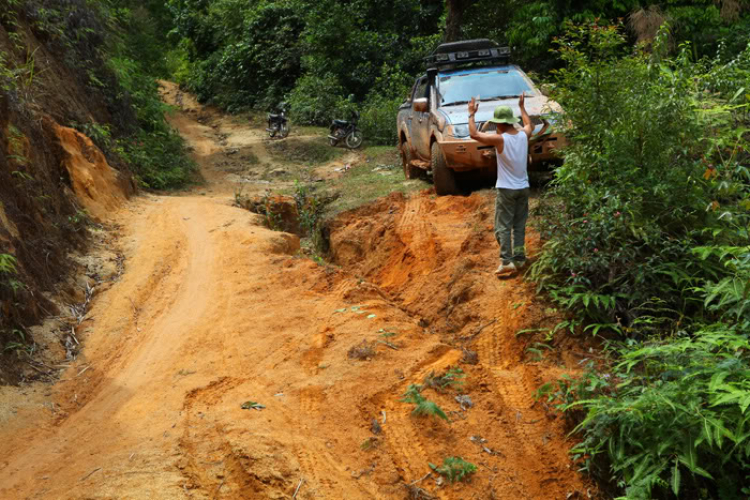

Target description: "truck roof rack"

left=425, top=39, right=510, bottom=70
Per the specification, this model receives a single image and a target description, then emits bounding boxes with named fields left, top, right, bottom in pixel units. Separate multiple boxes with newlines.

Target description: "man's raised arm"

left=468, top=97, right=502, bottom=147
left=519, top=94, right=533, bottom=138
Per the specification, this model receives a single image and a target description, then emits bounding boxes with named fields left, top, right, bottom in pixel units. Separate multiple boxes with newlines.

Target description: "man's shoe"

left=495, top=262, right=517, bottom=274
left=514, top=259, right=527, bottom=270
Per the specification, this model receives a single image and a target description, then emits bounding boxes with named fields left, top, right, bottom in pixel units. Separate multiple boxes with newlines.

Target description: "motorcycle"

left=328, top=111, right=363, bottom=149
left=266, top=103, right=290, bottom=138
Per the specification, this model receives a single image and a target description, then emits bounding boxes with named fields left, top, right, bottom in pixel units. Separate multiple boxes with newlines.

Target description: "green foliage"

left=0, top=0, right=196, bottom=189
left=533, top=22, right=750, bottom=498
left=3, top=329, right=34, bottom=358
left=164, top=40, right=193, bottom=84
left=0, top=254, right=18, bottom=275
left=169, top=0, right=442, bottom=123
left=428, top=457, right=477, bottom=483
left=541, top=329, right=750, bottom=499
left=463, top=0, right=750, bottom=71
left=0, top=50, right=16, bottom=92
left=287, top=74, right=351, bottom=126
left=423, top=367, right=465, bottom=393
left=0, top=254, right=22, bottom=296
left=116, top=129, right=195, bottom=189
left=401, top=384, right=449, bottom=422
left=293, top=181, right=327, bottom=253
left=358, top=63, right=413, bottom=145
left=104, top=50, right=196, bottom=189
left=531, top=23, right=750, bottom=334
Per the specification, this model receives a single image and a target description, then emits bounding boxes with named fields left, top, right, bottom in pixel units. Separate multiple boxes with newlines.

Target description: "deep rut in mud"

left=0, top=82, right=592, bottom=499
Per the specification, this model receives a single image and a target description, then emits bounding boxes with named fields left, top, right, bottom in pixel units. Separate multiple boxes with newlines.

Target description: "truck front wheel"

left=431, top=142, right=459, bottom=195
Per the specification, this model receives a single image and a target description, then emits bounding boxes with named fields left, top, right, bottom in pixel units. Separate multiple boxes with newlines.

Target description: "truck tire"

left=400, top=142, right=418, bottom=179
left=431, top=142, right=458, bottom=195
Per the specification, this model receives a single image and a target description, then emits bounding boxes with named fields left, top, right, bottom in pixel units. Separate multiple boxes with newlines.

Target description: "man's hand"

left=518, top=93, right=533, bottom=138
left=468, top=97, right=479, bottom=116
left=469, top=97, right=504, bottom=151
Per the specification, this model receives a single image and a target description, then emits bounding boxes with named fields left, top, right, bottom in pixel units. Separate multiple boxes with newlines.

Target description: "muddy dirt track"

left=0, top=82, right=592, bottom=499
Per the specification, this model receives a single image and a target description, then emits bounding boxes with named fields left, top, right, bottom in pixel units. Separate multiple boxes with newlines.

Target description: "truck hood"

left=439, top=94, right=559, bottom=125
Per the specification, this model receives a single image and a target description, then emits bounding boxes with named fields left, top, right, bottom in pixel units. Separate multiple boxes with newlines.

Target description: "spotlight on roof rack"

left=425, top=39, right=511, bottom=69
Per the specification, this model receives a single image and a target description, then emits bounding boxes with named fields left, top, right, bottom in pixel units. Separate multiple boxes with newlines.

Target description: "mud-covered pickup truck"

left=397, top=39, right=564, bottom=195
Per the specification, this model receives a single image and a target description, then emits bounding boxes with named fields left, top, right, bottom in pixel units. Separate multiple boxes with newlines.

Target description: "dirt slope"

left=0, top=84, right=591, bottom=499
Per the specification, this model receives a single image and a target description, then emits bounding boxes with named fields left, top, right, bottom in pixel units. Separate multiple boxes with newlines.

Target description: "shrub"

left=106, top=55, right=196, bottom=188
left=358, top=94, right=403, bottom=145
left=541, top=329, right=750, bottom=499
left=530, top=23, right=750, bottom=334
left=401, top=384, right=449, bottom=422
left=533, top=22, right=750, bottom=499
left=429, top=457, right=477, bottom=483
left=423, top=367, right=465, bottom=393
left=287, top=74, right=351, bottom=125
left=358, top=64, right=412, bottom=145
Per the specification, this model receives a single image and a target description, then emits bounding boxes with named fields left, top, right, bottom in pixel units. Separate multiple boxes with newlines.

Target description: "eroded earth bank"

left=0, top=83, right=593, bottom=499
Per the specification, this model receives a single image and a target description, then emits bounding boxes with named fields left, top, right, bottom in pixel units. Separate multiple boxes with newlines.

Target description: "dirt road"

left=0, top=83, right=590, bottom=499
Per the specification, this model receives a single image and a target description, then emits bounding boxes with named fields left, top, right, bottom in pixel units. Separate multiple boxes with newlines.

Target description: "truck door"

left=411, top=77, right=432, bottom=160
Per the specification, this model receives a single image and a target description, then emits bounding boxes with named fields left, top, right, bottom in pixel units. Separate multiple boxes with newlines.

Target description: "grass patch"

left=361, top=145, right=398, bottom=162
left=267, top=145, right=430, bottom=215
left=266, top=136, right=343, bottom=165
left=293, top=125, right=329, bottom=137
left=322, top=145, right=430, bottom=216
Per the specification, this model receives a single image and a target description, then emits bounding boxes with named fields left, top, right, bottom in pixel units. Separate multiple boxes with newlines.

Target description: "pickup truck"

left=396, top=39, right=564, bottom=195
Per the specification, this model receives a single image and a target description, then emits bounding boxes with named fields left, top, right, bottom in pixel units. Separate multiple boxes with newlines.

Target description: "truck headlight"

left=450, top=124, right=470, bottom=138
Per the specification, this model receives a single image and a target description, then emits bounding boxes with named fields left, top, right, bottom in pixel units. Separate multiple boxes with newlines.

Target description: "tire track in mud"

left=375, top=346, right=461, bottom=493
left=293, top=385, right=379, bottom=498
left=178, top=377, right=245, bottom=495
left=381, top=401, right=433, bottom=482
left=178, top=376, right=296, bottom=499
left=294, top=386, right=335, bottom=491
left=328, top=191, right=589, bottom=497
left=471, top=295, right=576, bottom=495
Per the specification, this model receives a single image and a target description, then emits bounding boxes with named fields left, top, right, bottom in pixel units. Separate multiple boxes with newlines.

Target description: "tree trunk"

left=445, top=0, right=475, bottom=42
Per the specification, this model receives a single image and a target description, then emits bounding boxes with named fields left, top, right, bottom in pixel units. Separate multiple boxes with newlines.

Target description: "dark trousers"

left=494, top=188, right=529, bottom=265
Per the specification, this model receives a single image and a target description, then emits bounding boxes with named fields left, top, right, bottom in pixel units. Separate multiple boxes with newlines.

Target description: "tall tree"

left=445, top=0, right=477, bottom=41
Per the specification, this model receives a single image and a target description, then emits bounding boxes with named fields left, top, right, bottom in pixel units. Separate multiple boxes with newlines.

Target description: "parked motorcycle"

left=328, top=111, right=363, bottom=149
left=267, top=103, right=290, bottom=138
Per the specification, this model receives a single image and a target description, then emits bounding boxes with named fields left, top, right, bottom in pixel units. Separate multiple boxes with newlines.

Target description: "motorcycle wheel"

left=278, top=122, right=290, bottom=138
left=268, top=124, right=277, bottom=138
left=329, top=128, right=343, bottom=147
left=345, top=130, right=363, bottom=149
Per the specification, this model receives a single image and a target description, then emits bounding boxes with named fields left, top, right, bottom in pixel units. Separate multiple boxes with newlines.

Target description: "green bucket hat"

left=487, top=105, right=520, bottom=125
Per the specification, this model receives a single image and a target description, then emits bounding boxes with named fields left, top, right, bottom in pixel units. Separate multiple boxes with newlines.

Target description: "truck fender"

left=399, top=126, right=414, bottom=154
left=430, top=130, right=445, bottom=150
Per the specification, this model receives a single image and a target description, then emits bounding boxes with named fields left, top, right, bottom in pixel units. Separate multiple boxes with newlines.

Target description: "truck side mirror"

left=413, top=98, right=428, bottom=113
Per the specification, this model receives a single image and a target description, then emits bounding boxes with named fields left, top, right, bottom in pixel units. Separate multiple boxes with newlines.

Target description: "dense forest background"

left=2, top=0, right=750, bottom=498
left=133, top=0, right=750, bottom=142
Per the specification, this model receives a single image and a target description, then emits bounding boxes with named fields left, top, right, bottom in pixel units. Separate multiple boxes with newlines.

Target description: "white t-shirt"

left=495, top=131, right=529, bottom=190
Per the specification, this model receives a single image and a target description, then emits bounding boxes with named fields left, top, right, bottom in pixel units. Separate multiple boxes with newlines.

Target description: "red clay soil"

left=327, top=190, right=594, bottom=498
left=0, top=84, right=594, bottom=499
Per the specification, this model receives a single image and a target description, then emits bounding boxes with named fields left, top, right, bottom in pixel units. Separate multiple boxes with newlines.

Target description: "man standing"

left=468, top=94, right=536, bottom=274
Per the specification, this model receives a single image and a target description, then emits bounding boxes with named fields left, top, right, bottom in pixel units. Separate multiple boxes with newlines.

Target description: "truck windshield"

left=437, top=69, right=534, bottom=107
